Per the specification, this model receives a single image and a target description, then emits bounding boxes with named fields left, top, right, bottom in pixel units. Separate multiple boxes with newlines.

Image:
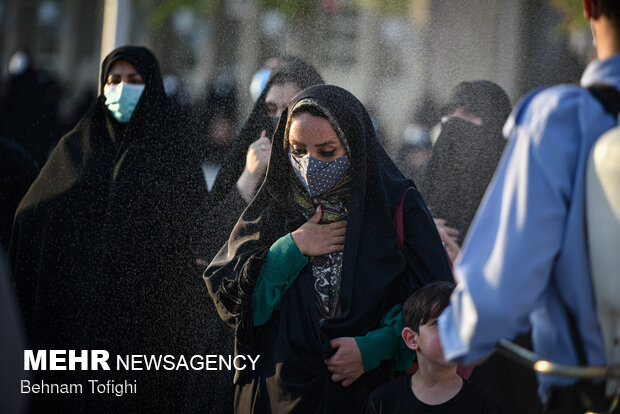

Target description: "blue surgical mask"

left=103, top=82, right=145, bottom=123
left=289, top=152, right=349, bottom=196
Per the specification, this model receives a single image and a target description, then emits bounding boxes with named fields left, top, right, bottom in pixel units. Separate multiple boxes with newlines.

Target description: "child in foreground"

left=362, top=281, right=500, bottom=413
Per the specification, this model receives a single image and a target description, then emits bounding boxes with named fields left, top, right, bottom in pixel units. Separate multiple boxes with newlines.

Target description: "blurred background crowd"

left=0, top=0, right=592, bottom=174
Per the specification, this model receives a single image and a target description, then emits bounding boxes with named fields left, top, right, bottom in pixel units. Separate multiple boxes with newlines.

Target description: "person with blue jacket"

left=438, top=1, right=620, bottom=412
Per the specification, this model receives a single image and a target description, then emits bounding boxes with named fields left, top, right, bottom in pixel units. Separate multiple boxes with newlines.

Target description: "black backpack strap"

left=587, top=84, right=620, bottom=119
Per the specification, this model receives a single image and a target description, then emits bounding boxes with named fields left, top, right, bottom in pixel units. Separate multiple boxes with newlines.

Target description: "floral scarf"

left=289, top=173, right=351, bottom=322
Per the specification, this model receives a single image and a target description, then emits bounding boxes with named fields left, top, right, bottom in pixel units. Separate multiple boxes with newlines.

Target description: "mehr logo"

left=24, top=350, right=110, bottom=371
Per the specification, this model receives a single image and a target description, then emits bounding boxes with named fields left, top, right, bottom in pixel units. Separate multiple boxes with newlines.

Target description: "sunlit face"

left=265, top=82, right=302, bottom=119
left=106, top=60, right=145, bottom=86
left=288, top=112, right=346, bottom=162
left=410, top=316, right=455, bottom=367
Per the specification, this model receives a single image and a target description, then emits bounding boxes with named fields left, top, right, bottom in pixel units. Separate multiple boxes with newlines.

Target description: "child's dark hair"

left=403, top=281, right=456, bottom=332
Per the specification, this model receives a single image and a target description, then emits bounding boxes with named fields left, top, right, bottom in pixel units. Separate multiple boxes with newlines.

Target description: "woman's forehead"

left=286, top=100, right=352, bottom=153
left=107, top=59, right=139, bottom=76
left=288, top=113, right=338, bottom=141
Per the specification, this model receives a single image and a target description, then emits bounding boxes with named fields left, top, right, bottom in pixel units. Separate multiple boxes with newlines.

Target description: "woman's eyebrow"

left=108, top=71, right=139, bottom=77
left=315, top=140, right=338, bottom=147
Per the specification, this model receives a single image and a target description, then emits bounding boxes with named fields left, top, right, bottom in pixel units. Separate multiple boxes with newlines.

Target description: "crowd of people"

left=2, top=1, right=619, bottom=413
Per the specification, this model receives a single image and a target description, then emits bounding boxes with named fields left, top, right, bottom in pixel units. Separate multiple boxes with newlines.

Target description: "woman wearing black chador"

left=10, top=46, right=216, bottom=412
left=205, top=84, right=453, bottom=413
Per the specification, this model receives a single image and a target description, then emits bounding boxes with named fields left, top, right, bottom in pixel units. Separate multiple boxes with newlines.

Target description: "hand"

left=245, top=131, right=271, bottom=176
left=237, top=131, right=271, bottom=203
left=434, top=218, right=461, bottom=263
left=325, top=337, right=364, bottom=387
left=434, top=218, right=459, bottom=242
left=291, top=206, right=346, bottom=257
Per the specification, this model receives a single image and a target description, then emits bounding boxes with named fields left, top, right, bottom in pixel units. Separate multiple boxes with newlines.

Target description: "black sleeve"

left=203, top=196, right=287, bottom=342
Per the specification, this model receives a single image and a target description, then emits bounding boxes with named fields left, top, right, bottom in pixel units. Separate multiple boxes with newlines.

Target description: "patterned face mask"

left=288, top=152, right=349, bottom=196
left=103, top=82, right=145, bottom=123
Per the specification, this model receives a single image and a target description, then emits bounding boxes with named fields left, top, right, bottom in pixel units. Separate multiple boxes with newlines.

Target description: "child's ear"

left=402, top=327, right=419, bottom=351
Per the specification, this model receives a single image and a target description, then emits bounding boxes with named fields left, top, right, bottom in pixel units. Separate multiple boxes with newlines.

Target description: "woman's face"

left=106, top=60, right=144, bottom=85
left=266, top=82, right=302, bottom=119
left=288, top=112, right=346, bottom=162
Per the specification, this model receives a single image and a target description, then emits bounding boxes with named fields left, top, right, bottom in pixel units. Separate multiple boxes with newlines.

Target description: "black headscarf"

left=0, top=51, right=62, bottom=166
left=418, top=80, right=511, bottom=238
left=191, top=75, right=238, bottom=164
left=10, top=46, right=215, bottom=412
left=441, top=80, right=512, bottom=134
left=205, top=85, right=452, bottom=413
left=208, top=57, right=324, bottom=200
left=201, top=57, right=324, bottom=262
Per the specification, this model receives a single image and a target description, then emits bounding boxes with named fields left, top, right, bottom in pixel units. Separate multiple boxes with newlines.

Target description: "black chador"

left=10, top=46, right=218, bottom=412
left=418, top=80, right=511, bottom=239
left=205, top=85, right=453, bottom=413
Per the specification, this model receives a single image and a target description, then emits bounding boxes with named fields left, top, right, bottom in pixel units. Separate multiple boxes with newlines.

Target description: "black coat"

left=205, top=85, right=453, bottom=413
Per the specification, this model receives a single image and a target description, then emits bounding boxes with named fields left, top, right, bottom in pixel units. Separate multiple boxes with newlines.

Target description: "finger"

left=444, top=226, right=459, bottom=238
left=437, top=227, right=448, bottom=238
left=309, top=205, right=322, bottom=224
left=330, top=338, right=342, bottom=349
left=331, top=227, right=346, bottom=237
left=327, top=220, right=347, bottom=229
left=341, top=379, right=353, bottom=387
left=445, top=237, right=460, bottom=249
left=331, top=235, right=346, bottom=245
left=331, top=373, right=343, bottom=383
left=434, top=218, right=446, bottom=226
left=260, top=130, right=267, bottom=139
left=328, top=244, right=345, bottom=253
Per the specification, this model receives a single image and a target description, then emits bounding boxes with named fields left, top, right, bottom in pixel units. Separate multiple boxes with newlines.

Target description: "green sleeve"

left=252, top=233, right=308, bottom=326
left=355, top=304, right=416, bottom=372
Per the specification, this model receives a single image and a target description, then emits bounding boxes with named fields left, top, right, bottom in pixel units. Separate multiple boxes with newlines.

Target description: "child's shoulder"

left=362, top=374, right=413, bottom=414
